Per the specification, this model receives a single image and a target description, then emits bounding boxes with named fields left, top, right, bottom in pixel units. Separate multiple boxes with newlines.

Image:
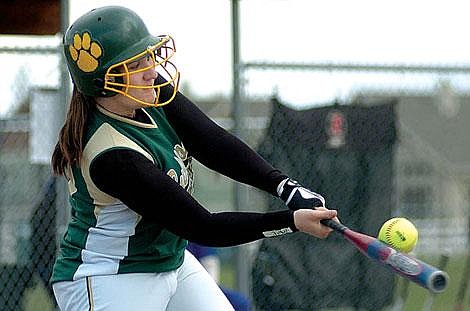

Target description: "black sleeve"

left=160, top=78, right=286, bottom=196
left=90, top=149, right=297, bottom=247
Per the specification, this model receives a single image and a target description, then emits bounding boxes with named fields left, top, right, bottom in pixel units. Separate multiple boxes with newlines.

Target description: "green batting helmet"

left=63, top=6, right=179, bottom=106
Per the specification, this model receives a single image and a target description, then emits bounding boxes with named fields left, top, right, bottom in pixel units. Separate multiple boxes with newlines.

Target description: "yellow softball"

left=378, top=218, right=418, bottom=253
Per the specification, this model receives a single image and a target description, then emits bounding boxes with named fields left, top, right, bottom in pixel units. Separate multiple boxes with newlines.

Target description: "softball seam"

left=385, top=218, right=401, bottom=248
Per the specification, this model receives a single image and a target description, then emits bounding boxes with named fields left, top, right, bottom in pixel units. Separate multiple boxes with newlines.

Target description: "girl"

left=51, top=6, right=338, bottom=311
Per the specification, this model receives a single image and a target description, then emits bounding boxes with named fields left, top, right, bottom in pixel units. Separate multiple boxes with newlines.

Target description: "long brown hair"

left=51, top=86, right=95, bottom=175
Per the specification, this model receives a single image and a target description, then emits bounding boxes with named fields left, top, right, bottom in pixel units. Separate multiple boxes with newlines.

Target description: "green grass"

left=23, top=276, right=54, bottom=311
left=23, top=255, right=469, bottom=310
left=220, top=261, right=237, bottom=289
left=396, top=254, right=469, bottom=311
left=220, top=254, right=470, bottom=311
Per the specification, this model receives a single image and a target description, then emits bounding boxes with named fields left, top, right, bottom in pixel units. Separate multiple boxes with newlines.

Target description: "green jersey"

left=51, top=105, right=193, bottom=283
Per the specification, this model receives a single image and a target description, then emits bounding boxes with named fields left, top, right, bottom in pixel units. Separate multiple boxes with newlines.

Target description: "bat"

left=423, top=253, right=449, bottom=310
left=320, top=218, right=449, bottom=294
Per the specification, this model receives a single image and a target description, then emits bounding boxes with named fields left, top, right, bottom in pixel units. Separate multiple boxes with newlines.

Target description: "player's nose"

left=144, top=68, right=157, bottom=81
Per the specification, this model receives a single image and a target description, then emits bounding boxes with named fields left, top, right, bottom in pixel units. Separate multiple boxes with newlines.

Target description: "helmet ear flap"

left=93, top=78, right=105, bottom=89
left=108, top=68, right=124, bottom=84
left=94, top=69, right=125, bottom=97
left=92, top=78, right=110, bottom=96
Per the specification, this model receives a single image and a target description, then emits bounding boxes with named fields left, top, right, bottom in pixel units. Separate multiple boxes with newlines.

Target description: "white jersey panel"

left=73, top=202, right=140, bottom=280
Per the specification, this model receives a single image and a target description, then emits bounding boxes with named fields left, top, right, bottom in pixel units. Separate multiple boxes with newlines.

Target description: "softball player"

left=50, top=6, right=338, bottom=311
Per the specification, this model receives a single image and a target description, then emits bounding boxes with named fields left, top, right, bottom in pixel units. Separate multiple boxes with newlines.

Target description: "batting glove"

left=277, top=178, right=325, bottom=210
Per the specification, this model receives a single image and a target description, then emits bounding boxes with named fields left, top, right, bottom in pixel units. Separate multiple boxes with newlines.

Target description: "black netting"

left=251, top=98, right=397, bottom=310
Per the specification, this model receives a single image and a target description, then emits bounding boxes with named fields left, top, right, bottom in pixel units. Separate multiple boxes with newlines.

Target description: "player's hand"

left=277, top=178, right=325, bottom=210
left=293, top=208, right=337, bottom=239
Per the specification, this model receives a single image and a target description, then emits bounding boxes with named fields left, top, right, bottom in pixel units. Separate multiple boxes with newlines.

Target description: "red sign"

left=326, top=110, right=347, bottom=148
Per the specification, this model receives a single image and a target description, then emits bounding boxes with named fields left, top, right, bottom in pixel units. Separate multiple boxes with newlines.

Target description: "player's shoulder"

left=144, top=106, right=166, bottom=120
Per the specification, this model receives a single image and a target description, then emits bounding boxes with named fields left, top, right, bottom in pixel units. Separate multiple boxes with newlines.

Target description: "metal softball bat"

left=320, top=219, right=449, bottom=293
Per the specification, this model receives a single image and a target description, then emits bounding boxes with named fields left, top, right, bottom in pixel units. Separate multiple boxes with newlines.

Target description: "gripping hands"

left=278, top=178, right=339, bottom=239
left=277, top=178, right=325, bottom=210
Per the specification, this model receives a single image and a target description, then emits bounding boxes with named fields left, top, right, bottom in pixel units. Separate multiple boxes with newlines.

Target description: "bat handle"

left=320, top=218, right=348, bottom=233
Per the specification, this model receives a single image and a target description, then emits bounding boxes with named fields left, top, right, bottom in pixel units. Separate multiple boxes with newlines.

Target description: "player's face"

left=124, top=53, right=158, bottom=105
left=104, top=36, right=179, bottom=108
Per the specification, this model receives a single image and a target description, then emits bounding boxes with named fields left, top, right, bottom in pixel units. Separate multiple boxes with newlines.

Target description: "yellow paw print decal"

left=69, top=32, right=102, bottom=72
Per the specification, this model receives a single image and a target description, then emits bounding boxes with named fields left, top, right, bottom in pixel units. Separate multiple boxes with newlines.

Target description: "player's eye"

left=128, top=61, right=139, bottom=70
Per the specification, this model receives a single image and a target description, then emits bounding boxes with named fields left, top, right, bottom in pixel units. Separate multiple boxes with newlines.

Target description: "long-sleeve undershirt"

left=161, top=89, right=286, bottom=196
left=89, top=85, right=295, bottom=246
left=90, top=149, right=295, bottom=247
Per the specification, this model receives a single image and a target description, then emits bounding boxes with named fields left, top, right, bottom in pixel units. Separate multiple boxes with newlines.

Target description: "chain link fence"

left=0, top=39, right=62, bottom=310
left=231, top=67, right=469, bottom=310
left=0, top=41, right=469, bottom=310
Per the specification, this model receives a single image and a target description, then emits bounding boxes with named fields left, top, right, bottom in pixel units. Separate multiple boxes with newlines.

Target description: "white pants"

left=53, top=250, right=234, bottom=311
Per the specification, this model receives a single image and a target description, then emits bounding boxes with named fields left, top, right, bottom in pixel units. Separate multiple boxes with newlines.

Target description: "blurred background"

left=0, top=0, right=468, bottom=310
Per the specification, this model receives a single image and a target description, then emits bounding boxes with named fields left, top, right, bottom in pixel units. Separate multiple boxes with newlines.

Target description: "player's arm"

left=90, top=149, right=294, bottom=246
left=159, top=77, right=325, bottom=210
left=162, top=87, right=285, bottom=196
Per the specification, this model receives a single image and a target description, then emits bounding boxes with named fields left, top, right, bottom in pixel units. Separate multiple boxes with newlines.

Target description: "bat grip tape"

left=321, top=218, right=348, bottom=233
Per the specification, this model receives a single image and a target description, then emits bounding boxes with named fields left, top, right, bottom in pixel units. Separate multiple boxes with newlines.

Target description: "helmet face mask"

left=64, top=6, right=179, bottom=107
left=104, top=35, right=180, bottom=107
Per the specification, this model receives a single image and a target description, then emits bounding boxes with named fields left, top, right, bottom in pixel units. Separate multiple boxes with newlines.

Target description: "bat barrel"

left=427, top=270, right=449, bottom=294
left=371, top=240, right=450, bottom=294
left=341, top=229, right=450, bottom=294
left=367, top=239, right=449, bottom=294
